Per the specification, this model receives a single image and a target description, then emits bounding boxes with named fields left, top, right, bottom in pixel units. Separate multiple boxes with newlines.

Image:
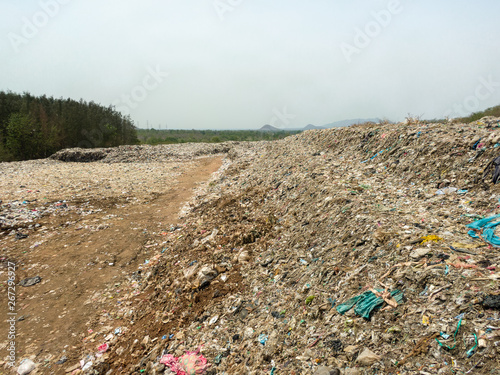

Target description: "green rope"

left=435, top=317, right=462, bottom=350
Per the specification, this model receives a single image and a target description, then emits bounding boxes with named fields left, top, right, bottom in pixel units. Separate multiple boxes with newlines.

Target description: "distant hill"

left=258, top=118, right=381, bottom=132
left=259, top=124, right=282, bottom=132
left=303, top=124, right=325, bottom=130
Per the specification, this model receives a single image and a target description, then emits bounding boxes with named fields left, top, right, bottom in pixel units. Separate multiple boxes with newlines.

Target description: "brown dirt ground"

left=0, top=156, right=222, bottom=374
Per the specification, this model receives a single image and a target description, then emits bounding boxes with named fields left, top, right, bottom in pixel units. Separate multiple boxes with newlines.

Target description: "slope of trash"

left=101, top=117, right=499, bottom=375
left=7, top=118, right=500, bottom=374
left=64, top=117, right=500, bottom=375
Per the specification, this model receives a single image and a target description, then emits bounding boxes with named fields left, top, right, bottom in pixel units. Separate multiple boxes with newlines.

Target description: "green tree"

left=6, top=113, right=41, bottom=160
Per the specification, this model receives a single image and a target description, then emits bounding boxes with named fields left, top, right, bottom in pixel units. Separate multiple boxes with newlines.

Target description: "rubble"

left=2, top=117, right=500, bottom=373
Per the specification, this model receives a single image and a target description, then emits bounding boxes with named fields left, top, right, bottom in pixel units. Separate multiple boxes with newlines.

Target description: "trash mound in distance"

left=48, top=148, right=110, bottom=162
left=49, top=141, right=258, bottom=163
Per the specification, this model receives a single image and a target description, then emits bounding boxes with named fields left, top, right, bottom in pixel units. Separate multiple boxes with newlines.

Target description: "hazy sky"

left=1, top=1, right=499, bottom=129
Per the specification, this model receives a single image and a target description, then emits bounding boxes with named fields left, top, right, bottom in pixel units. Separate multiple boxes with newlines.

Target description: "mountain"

left=259, top=124, right=282, bottom=132
left=258, top=118, right=381, bottom=132
left=303, top=124, right=325, bottom=130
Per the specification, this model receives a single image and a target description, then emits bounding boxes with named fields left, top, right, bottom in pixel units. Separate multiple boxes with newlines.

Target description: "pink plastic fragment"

left=450, top=263, right=478, bottom=269
left=159, top=348, right=211, bottom=375
left=98, top=343, right=109, bottom=353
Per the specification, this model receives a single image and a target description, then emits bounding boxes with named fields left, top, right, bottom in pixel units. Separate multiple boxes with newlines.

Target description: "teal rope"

left=435, top=317, right=462, bottom=350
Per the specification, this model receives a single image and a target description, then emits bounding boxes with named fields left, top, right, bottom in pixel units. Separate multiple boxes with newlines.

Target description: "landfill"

left=1, top=118, right=500, bottom=374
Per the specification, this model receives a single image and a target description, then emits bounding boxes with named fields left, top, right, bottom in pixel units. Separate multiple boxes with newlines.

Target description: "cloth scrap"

left=467, top=214, right=500, bottom=247
left=336, top=289, right=403, bottom=319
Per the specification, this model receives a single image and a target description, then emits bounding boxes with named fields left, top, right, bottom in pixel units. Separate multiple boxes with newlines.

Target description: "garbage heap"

left=84, top=118, right=500, bottom=374
left=49, top=142, right=250, bottom=163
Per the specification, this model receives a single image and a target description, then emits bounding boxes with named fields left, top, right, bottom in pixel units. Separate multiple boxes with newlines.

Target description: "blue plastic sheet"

left=466, top=214, right=500, bottom=247
left=472, top=138, right=482, bottom=150
left=336, top=289, right=403, bottom=319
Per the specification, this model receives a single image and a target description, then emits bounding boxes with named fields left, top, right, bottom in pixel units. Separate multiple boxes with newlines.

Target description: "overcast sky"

left=1, top=1, right=499, bottom=129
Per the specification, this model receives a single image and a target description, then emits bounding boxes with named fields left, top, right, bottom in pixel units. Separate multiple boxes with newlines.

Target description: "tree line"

left=0, top=91, right=139, bottom=161
left=137, top=128, right=300, bottom=145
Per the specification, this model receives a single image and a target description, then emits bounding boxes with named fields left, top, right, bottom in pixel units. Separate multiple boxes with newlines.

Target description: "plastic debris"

left=435, top=316, right=463, bottom=350
left=467, top=214, right=500, bottom=247
left=18, top=276, right=42, bottom=287
left=305, top=295, right=315, bottom=305
left=420, top=235, right=443, bottom=244
left=55, top=356, right=67, bottom=365
left=17, top=359, right=36, bottom=375
left=466, top=333, right=478, bottom=358
left=160, top=348, right=211, bottom=375
left=482, top=295, right=500, bottom=309
left=355, top=347, right=381, bottom=366
left=258, top=333, right=269, bottom=345
left=336, top=289, right=403, bottom=319
left=97, top=343, right=109, bottom=353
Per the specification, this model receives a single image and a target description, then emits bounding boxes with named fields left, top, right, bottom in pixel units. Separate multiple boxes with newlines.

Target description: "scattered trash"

left=55, top=356, right=67, bottom=365
left=398, top=332, right=440, bottom=366
left=466, top=333, right=478, bottom=358
left=258, top=333, right=269, bottom=345
left=17, top=359, right=36, bottom=375
left=81, top=360, right=93, bottom=371
left=467, top=214, right=500, bottom=247
left=314, top=366, right=340, bottom=375
left=482, top=295, right=500, bottom=309
left=482, top=155, right=500, bottom=184
left=159, top=348, right=211, bottom=375
left=208, top=315, right=219, bottom=326
left=355, top=347, right=381, bottom=366
left=15, top=232, right=28, bottom=240
left=97, top=343, right=109, bottom=353
left=305, top=295, right=315, bottom=305
left=336, top=289, right=403, bottom=318
left=449, top=245, right=477, bottom=255
left=18, top=276, right=41, bottom=287
left=422, top=315, right=430, bottom=326
left=435, top=316, right=463, bottom=350
left=410, top=248, right=431, bottom=259
left=420, top=235, right=443, bottom=244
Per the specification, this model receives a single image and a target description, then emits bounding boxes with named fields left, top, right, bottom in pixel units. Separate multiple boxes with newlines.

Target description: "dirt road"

left=0, top=156, right=222, bottom=373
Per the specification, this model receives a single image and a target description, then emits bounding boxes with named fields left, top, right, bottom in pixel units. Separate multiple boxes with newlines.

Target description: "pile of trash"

left=49, top=141, right=258, bottom=163
left=13, top=118, right=500, bottom=374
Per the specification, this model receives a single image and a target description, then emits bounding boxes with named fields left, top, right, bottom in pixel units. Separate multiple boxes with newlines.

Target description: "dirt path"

left=0, top=156, right=222, bottom=373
